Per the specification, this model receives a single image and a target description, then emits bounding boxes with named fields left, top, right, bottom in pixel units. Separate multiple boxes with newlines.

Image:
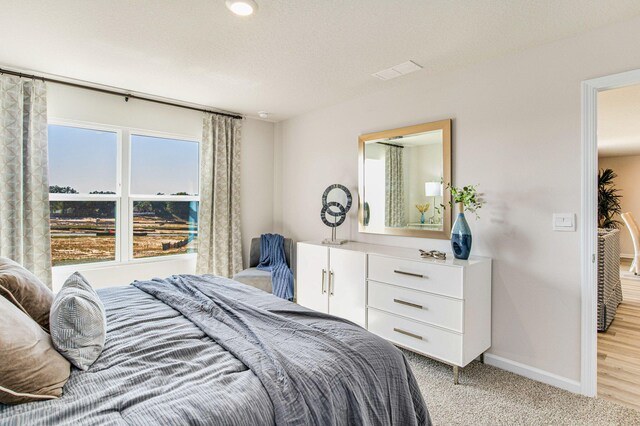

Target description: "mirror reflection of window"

left=364, top=153, right=385, bottom=229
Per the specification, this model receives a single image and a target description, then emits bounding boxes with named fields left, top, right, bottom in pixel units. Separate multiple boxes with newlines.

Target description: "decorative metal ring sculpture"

left=320, top=184, right=352, bottom=228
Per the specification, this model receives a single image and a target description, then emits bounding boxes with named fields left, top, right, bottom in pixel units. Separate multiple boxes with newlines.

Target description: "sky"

left=48, top=125, right=199, bottom=195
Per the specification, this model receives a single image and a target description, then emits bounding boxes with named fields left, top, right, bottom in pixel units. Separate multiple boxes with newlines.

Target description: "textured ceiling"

left=598, top=84, right=640, bottom=157
left=1, top=0, right=640, bottom=121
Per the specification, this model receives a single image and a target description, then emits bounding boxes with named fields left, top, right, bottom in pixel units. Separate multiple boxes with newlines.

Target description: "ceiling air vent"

left=372, top=61, right=423, bottom=81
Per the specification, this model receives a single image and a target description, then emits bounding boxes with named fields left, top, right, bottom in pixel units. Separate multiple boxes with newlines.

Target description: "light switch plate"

left=553, top=213, right=576, bottom=231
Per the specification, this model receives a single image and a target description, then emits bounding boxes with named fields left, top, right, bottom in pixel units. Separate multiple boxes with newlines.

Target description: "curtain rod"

left=0, top=67, right=243, bottom=120
left=376, top=141, right=404, bottom=149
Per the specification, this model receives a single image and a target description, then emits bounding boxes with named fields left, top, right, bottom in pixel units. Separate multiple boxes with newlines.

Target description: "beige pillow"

left=0, top=295, right=70, bottom=404
left=0, top=257, right=53, bottom=330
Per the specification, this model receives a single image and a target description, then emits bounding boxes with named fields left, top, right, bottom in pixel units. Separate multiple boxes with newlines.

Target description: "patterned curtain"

left=196, top=114, right=243, bottom=277
left=385, top=146, right=405, bottom=227
left=0, top=76, right=52, bottom=287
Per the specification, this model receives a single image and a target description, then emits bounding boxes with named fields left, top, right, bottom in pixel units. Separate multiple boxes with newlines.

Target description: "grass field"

left=51, top=216, right=197, bottom=266
left=132, top=216, right=198, bottom=259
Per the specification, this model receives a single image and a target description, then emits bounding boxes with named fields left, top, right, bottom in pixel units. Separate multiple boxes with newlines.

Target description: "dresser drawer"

left=368, top=308, right=462, bottom=365
left=368, top=281, right=463, bottom=332
left=368, top=254, right=463, bottom=298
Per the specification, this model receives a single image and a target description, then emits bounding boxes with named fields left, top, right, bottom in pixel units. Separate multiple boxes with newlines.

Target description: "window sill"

left=51, top=253, right=198, bottom=292
left=52, top=253, right=197, bottom=273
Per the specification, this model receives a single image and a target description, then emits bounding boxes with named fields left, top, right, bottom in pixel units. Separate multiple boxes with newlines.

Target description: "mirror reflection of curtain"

left=385, top=146, right=405, bottom=227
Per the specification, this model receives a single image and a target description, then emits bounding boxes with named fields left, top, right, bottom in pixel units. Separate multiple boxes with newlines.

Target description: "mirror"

left=358, top=119, right=452, bottom=239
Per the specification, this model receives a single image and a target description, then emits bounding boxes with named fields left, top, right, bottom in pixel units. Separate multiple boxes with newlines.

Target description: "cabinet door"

left=296, top=243, right=329, bottom=314
left=328, top=248, right=366, bottom=327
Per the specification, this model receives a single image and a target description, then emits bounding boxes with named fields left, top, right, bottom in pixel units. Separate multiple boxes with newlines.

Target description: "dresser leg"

left=480, top=353, right=485, bottom=364
left=453, top=366, right=459, bottom=384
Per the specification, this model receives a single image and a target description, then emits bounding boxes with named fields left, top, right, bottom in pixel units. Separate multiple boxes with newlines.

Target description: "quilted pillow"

left=0, top=257, right=54, bottom=330
left=0, top=296, right=70, bottom=404
left=50, top=272, right=106, bottom=370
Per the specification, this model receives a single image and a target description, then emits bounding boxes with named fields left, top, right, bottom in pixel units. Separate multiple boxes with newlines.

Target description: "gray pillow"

left=50, top=272, right=106, bottom=370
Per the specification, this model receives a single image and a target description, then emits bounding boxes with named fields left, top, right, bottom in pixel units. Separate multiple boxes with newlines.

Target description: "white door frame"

left=581, top=68, right=640, bottom=397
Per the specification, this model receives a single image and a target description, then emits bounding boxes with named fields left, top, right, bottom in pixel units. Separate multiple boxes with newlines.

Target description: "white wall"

left=599, top=155, right=640, bottom=257
left=275, top=16, right=640, bottom=386
left=48, top=84, right=274, bottom=290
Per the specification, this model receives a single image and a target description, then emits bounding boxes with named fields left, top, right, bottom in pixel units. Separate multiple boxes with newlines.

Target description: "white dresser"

left=296, top=241, right=492, bottom=383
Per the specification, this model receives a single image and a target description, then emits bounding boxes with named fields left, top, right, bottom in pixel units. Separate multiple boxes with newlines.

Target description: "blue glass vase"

left=451, top=203, right=472, bottom=260
left=420, top=212, right=426, bottom=224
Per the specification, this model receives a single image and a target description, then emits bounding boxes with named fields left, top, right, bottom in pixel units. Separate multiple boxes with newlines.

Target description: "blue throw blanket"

left=257, top=233, right=294, bottom=300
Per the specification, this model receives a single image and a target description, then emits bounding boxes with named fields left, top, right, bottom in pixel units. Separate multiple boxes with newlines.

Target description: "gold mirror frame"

left=358, top=119, right=452, bottom=239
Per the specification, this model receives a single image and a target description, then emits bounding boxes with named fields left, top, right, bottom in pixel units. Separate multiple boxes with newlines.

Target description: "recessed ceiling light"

left=226, top=0, right=258, bottom=16
left=258, top=111, right=269, bottom=119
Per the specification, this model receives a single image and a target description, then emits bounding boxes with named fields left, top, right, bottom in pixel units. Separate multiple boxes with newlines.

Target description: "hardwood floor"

left=598, top=259, right=640, bottom=411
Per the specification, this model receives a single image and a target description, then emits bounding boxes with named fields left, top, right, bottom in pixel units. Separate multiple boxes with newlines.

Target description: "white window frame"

left=127, top=128, right=200, bottom=262
left=48, top=119, right=200, bottom=271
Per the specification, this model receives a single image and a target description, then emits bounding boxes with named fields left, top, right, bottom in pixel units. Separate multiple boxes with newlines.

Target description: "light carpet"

left=404, top=350, right=640, bottom=425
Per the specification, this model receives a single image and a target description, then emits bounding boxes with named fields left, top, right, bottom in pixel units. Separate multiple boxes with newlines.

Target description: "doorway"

left=582, top=69, right=640, bottom=401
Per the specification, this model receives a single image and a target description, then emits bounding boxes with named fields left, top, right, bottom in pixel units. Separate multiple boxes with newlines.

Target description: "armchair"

left=232, top=237, right=294, bottom=294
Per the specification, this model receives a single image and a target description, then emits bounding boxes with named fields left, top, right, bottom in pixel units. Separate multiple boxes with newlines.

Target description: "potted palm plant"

left=598, top=168, right=622, bottom=229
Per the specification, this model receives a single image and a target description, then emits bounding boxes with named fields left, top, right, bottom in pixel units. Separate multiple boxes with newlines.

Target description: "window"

left=48, top=125, right=119, bottom=266
left=129, top=134, right=199, bottom=259
left=49, top=201, right=117, bottom=266
left=48, top=123, right=199, bottom=267
left=132, top=201, right=198, bottom=259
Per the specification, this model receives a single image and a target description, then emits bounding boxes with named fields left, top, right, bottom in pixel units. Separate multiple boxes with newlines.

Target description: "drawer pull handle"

left=393, top=270, right=425, bottom=278
left=393, top=328, right=423, bottom=340
left=393, top=299, right=424, bottom=310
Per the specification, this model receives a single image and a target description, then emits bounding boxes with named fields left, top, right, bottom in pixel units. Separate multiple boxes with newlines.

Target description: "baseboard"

left=483, top=353, right=582, bottom=394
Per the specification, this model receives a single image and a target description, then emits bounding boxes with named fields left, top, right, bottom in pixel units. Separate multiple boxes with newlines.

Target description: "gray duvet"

left=0, top=275, right=430, bottom=426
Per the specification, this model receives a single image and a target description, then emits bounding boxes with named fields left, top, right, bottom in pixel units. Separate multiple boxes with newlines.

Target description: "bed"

left=0, top=274, right=430, bottom=425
